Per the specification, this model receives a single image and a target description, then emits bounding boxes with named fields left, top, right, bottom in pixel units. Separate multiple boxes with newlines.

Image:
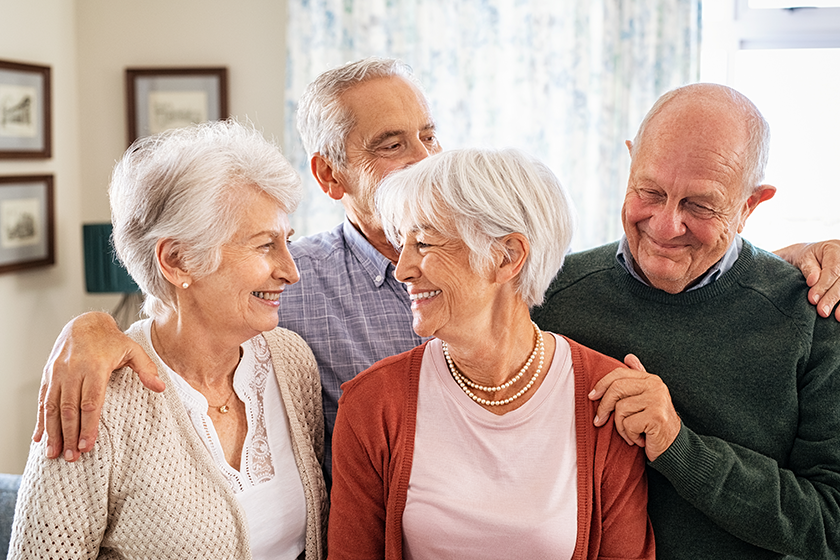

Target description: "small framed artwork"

left=126, top=67, right=228, bottom=145
left=0, top=59, right=52, bottom=159
left=0, top=175, right=55, bottom=274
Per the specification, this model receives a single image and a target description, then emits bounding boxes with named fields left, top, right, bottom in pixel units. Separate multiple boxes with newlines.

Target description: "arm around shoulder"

left=35, top=311, right=161, bottom=462
left=774, top=240, right=840, bottom=320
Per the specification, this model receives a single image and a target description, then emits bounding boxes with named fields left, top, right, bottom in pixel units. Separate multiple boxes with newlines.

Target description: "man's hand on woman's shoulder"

left=774, top=240, right=840, bottom=321
left=34, top=311, right=162, bottom=461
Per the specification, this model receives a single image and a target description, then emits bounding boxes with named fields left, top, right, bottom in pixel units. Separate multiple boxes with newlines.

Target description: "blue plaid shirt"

left=277, top=219, right=428, bottom=481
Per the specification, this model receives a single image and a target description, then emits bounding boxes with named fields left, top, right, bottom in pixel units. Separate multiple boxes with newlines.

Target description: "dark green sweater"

left=532, top=240, right=840, bottom=560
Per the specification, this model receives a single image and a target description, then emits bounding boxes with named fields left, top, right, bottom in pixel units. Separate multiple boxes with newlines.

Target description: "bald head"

left=629, top=84, right=770, bottom=197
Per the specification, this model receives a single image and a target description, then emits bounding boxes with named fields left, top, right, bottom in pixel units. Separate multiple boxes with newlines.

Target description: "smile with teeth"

left=251, top=291, right=281, bottom=301
left=409, top=290, right=441, bottom=302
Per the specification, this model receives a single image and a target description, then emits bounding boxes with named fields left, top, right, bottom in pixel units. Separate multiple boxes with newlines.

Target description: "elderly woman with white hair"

left=328, top=148, right=655, bottom=560
left=9, top=121, right=327, bottom=559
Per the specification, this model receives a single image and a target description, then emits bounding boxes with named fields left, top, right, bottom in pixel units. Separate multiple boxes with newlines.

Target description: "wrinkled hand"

left=775, top=241, right=840, bottom=321
left=34, top=311, right=163, bottom=461
left=588, top=354, right=681, bottom=462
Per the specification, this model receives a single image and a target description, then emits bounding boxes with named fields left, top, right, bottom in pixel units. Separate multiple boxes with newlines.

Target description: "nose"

left=394, top=246, right=419, bottom=284
left=647, top=202, right=686, bottom=239
left=404, top=136, right=434, bottom=166
left=273, top=243, right=300, bottom=285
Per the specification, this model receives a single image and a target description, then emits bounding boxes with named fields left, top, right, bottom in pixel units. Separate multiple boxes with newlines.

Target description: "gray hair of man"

left=376, top=148, right=575, bottom=309
left=296, top=57, right=425, bottom=169
left=629, top=83, right=770, bottom=197
left=110, top=119, right=303, bottom=320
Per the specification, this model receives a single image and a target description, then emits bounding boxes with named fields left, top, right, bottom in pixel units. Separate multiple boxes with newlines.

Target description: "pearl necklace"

left=442, top=322, right=545, bottom=407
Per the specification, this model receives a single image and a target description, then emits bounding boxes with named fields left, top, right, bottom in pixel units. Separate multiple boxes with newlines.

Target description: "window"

left=701, top=0, right=840, bottom=249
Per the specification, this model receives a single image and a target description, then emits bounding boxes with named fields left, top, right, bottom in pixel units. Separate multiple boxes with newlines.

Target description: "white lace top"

left=142, top=320, right=307, bottom=560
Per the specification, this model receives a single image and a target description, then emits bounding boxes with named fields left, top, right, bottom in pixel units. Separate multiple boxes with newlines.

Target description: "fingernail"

left=594, top=415, right=601, bottom=425
left=813, top=293, right=820, bottom=303
left=64, top=449, right=73, bottom=461
left=79, top=439, right=87, bottom=451
left=46, top=445, right=53, bottom=458
left=823, top=305, right=831, bottom=317
left=588, top=389, right=597, bottom=398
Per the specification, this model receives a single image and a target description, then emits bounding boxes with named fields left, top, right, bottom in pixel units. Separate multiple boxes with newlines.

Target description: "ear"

left=495, top=233, right=530, bottom=285
left=155, top=238, right=192, bottom=288
left=737, top=184, right=776, bottom=233
left=310, top=153, right=347, bottom=201
left=625, top=139, right=633, bottom=156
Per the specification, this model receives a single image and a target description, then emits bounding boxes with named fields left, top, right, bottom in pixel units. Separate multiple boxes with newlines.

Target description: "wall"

left=0, top=0, right=85, bottom=474
left=0, top=0, right=288, bottom=474
left=76, top=0, right=289, bottom=225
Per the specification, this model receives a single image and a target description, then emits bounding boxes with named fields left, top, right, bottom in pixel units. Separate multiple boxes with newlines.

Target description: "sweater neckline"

left=613, top=240, right=757, bottom=304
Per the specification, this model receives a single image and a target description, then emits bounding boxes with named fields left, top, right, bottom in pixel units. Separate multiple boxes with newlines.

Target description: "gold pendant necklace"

left=209, top=389, right=235, bottom=414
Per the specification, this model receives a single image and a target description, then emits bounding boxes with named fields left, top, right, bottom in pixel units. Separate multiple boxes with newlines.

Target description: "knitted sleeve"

left=329, top=347, right=423, bottom=560
left=329, top=380, right=390, bottom=560
left=650, top=314, right=840, bottom=558
left=567, top=339, right=655, bottom=560
left=8, top=423, right=112, bottom=558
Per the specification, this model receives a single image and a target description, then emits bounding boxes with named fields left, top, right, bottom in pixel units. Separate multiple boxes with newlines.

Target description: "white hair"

left=376, top=148, right=575, bottom=308
left=110, top=119, right=302, bottom=320
left=296, top=57, right=424, bottom=168
left=630, top=83, right=770, bottom=197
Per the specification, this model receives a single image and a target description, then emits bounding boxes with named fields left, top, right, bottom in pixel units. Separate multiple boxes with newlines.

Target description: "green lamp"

left=82, top=223, right=139, bottom=294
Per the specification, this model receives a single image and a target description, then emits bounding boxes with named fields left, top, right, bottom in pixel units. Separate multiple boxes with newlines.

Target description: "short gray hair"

left=110, top=119, right=302, bottom=320
left=296, top=57, right=422, bottom=168
left=630, top=83, right=770, bottom=197
left=376, top=148, right=575, bottom=308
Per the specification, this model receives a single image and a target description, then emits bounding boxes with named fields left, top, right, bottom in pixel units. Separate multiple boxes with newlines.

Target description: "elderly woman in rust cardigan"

left=328, top=148, right=655, bottom=560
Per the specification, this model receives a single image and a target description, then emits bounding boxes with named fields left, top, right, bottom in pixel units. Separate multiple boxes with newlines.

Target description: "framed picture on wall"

left=0, top=175, right=55, bottom=274
left=0, top=60, right=52, bottom=159
left=126, top=67, right=228, bottom=145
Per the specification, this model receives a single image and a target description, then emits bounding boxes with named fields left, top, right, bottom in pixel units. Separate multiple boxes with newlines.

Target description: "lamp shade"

left=83, top=223, right=140, bottom=293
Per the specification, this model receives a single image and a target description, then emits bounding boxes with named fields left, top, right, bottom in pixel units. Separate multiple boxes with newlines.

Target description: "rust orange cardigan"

left=329, top=338, right=655, bottom=559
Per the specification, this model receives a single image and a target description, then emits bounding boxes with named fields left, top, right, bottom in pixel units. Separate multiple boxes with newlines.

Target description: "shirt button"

left=375, top=275, right=382, bottom=282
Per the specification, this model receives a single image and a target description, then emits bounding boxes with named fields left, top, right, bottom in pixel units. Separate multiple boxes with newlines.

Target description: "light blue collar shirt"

left=616, top=235, right=743, bottom=291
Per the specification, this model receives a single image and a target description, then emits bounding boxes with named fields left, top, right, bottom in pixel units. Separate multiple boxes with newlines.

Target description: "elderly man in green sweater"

left=532, top=83, right=840, bottom=559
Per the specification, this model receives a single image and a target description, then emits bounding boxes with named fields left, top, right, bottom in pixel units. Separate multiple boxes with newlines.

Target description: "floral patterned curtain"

left=285, top=0, right=700, bottom=250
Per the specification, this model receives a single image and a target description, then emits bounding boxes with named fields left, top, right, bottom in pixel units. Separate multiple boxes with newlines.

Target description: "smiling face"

left=184, top=188, right=299, bottom=341
left=621, top=96, right=766, bottom=294
left=394, top=224, right=500, bottom=342
left=335, top=76, right=441, bottom=229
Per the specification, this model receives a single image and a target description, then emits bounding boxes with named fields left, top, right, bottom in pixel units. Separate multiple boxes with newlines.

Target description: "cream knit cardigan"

left=9, top=323, right=328, bottom=559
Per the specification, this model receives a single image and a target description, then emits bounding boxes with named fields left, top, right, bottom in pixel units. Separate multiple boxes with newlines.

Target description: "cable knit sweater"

left=9, top=324, right=328, bottom=560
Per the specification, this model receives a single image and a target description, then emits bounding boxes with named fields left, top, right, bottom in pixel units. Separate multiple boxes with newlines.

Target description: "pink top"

left=328, top=337, right=655, bottom=560
left=403, top=335, right=578, bottom=559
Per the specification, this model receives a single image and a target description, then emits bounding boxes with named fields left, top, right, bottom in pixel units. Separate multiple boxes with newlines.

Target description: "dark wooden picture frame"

left=126, top=67, right=228, bottom=146
left=0, top=175, right=55, bottom=274
left=0, top=60, right=52, bottom=159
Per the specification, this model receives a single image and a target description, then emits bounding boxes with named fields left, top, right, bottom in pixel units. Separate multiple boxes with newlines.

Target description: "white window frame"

left=734, top=0, right=840, bottom=48
left=701, top=0, right=840, bottom=84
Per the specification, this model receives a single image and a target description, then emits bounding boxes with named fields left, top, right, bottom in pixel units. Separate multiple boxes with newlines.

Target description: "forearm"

left=651, top=423, right=840, bottom=558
